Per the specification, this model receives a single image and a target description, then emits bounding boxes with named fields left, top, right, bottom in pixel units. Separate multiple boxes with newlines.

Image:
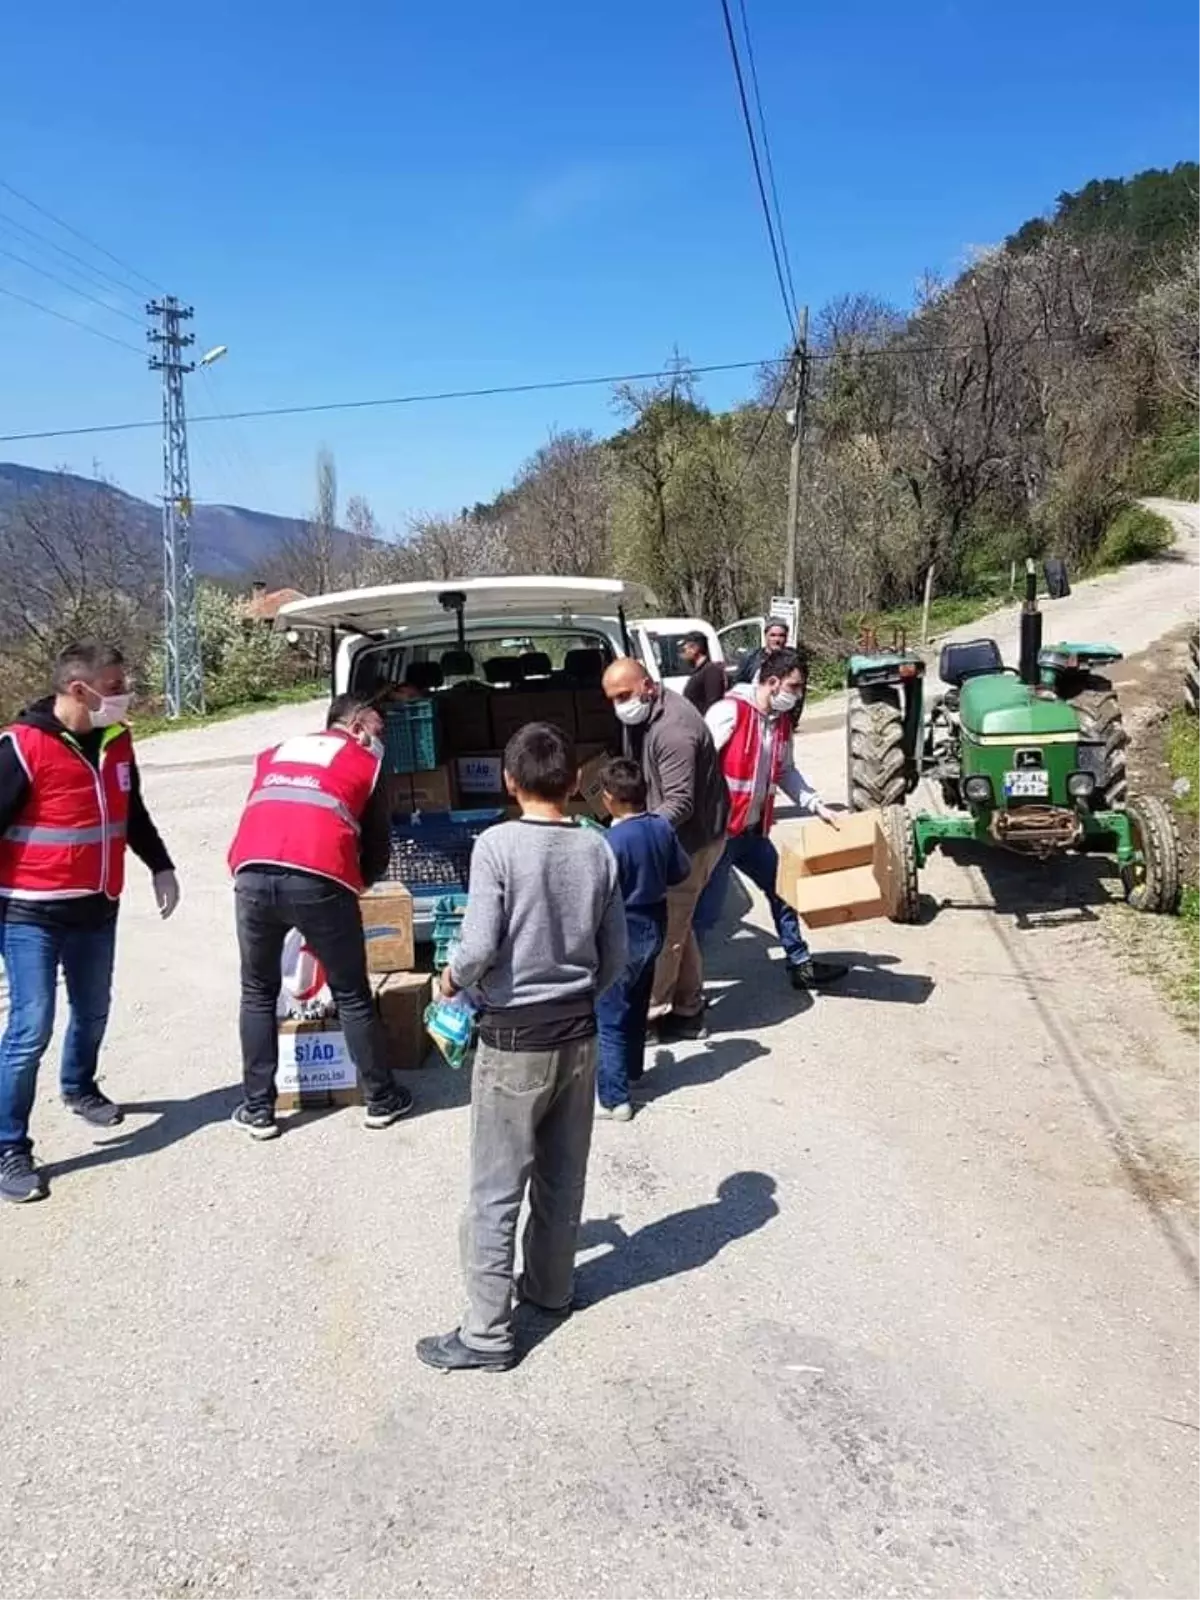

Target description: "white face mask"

left=614, top=696, right=652, bottom=727
left=87, top=693, right=132, bottom=730
left=769, top=688, right=799, bottom=716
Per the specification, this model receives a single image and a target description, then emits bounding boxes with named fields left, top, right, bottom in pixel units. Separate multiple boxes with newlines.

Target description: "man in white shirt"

left=695, top=648, right=848, bottom=990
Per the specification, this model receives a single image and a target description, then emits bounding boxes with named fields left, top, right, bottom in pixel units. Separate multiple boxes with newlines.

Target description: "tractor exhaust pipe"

left=1019, top=558, right=1042, bottom=685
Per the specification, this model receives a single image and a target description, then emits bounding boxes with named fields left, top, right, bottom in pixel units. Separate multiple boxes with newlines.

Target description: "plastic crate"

left=432, top=893, right=469, bottom=966
left=383, top=808, right=505, bottom=894
left=383, top=700, right=438, bottom=775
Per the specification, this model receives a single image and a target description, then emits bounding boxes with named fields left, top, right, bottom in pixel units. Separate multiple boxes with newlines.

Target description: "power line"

left=0, top=281, right=145, bottom=356
left=734, top=353, right=795, bottom=487
left=0, top=177, right=163, bottom=295
left=735, top=0, right=798, bottom=322
left=0, top=242, right=143, bottom=325
left=0, top=208, right=147, bottom=308
left=717, top=0, right=797, bottom=331
left=0, top=357, right=769, bottom=445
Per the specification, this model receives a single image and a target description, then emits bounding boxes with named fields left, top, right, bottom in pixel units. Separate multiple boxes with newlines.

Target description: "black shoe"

left=656, top=1010, right=709, bottom=1042
left=231, top=1103, right=280, bottom=1141
left=415, top=1329, right=514, bottom=1372
left=788, top=958, right=849, bottom=989
left=62, top=1090, right=123, bottom=1128
left=0, top=1148, right=47, bottom=1203
left=364, top=1086, right=413, bottom=1129
left=515, top=1281, right=575, bottom=1321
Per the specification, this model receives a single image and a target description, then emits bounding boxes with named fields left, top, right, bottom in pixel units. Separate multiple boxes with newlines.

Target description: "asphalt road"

left=1, top=507, right=1197, bottom=1599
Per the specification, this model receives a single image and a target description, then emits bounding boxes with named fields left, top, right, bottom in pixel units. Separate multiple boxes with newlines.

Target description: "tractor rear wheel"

left=881, top=804, right=920, bottom=923
left=1121, top=794, right=1181, bottom=914
left=1185, top=628, right=1198, bottom=715
left=847, top=691, right=907, bottom=813
left=1069, top=677, right=1128, bottom=810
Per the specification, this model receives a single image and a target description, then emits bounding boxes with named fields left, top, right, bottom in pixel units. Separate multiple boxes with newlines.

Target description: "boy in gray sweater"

left=416, top=722, right=627, bottom=1372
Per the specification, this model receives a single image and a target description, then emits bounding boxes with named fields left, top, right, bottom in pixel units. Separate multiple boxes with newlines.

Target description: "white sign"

left=769, top=596, right=798, bottom=638
left=275, top=1026, right=358, bottom=1094
left=455, top=754, right=504, bottom=795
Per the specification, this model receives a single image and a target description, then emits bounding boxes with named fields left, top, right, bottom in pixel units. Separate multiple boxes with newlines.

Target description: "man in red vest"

left=695, top=648, right=848, bottom=990
left=0, top=641, right=179, bottom=1203
left=227, top=693, right=411, bottom=1140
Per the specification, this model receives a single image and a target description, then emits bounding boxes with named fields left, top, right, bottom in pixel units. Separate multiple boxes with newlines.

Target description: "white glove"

left=153, top=870, right=181, bottom=920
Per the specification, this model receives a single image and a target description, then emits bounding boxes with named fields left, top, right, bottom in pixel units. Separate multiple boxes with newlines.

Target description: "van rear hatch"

left=276, top=575, right=659, bottom=636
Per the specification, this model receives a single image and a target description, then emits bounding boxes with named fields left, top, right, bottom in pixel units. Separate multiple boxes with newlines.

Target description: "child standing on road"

left=417, top=722, right=627, bottom=1373
left=596, top=758, right=691, bottom=1121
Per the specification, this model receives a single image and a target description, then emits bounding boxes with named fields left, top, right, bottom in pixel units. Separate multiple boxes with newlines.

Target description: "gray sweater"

left=629, top=688, right=729, bottom=855
left=449, top=819, right=627, bottom=1010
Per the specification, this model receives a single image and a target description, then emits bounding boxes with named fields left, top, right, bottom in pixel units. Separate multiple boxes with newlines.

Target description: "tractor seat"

left=938, top=638, right=1004, bottom=689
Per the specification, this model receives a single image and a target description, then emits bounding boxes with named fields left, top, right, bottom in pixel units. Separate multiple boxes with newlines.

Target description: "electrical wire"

left=0, top=177, right=163, bottom=295
left=0, top=281, right=145, bottom=356
left=717, top=0, right=797, bottom=333
left=0, top=208, right=147, bottom=309
left=0, top=357, right=769, bottom=444
left=734, top=353, right=795, bottom=488
left=735, top=0, right=798, bottom=323
left=0, top=242, right=144, bottom=325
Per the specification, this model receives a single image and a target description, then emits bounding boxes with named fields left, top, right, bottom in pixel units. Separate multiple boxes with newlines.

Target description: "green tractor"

left=845, top=560, right=1182, bottom=922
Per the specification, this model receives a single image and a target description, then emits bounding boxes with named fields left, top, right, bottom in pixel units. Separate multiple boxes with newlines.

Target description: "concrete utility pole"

left=147, top=297, right=204, bottom=718
left=782, top=304, right=809, bottom=610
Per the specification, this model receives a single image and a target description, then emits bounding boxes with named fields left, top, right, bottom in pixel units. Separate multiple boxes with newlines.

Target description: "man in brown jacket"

left=602, top=659, right=729, bottom=1036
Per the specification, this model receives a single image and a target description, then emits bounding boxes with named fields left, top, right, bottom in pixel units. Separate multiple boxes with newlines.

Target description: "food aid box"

left=774, top=808, right=895, bottom=928
left=374, top=971, right=434, bottom=1069
left=453, top=752, right=506, bottom=804
left=575, top=751, right=611, bottom=819
left=276, top=1017, right=360, bottom=1109
left=573, top=688, right=619, bottom=747
left=360, top=883, right=415, bottom=974
left=438, top=688, right=492, bottom=755
left=405, top=765, right=455, bottom=812
left=490, top=690, right=576, bottom=749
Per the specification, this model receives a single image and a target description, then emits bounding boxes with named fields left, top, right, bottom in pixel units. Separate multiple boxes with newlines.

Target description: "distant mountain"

left=0, top=462, right=311, bottom=580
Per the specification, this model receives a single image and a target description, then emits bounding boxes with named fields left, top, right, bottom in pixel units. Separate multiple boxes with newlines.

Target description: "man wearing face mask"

left=696, top=648, right=848, bottom=991
left=0, top=640, right=179, bottom=1203
left=228, top=693, right=411, bottom=1140
left=601, top=659, right=729, bottom=1035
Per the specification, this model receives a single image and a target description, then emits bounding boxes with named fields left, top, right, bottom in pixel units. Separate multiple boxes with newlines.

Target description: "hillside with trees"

left=0, top=162, right=1194, bottom=715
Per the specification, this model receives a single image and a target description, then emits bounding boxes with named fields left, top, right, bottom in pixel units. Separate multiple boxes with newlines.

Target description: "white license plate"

left=1004, top=769, right=1049, bottom=798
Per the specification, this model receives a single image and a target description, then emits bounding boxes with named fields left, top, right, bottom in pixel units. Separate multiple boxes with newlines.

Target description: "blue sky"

left=0, top=0, right=1195, bottom=531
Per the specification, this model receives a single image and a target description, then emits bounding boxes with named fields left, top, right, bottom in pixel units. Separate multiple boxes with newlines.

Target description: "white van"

left=276, top=575, right=764, bottom=697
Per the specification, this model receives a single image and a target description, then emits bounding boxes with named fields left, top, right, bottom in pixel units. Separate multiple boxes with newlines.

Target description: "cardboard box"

left=374, top=971, right=434, bottom=1070
left=438, top=688, right=492, bottom=755
left=407, top=764, right=454, bottom=812
left=276, top=1017, right=360, bottom=1109
left=490, top=690, right=577, bottom=748
left=775, top=809, right=893, bottom=929
left=454, top=752, right=505, bottom=802
left=575, top=751, right=611, bottom=819
left=574, top=688, right=619, bottom=747
left=360, top=883, right=415, bottom=973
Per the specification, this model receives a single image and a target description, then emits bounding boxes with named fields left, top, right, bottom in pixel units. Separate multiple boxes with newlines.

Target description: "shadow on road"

left=930, top=840, right=1121, bottom=929
left=41, top=1084, right=239, bottom=1182
left=519, top=1171, right=780, bottom=1357
left=636, top=1037, right=770, bottom=1103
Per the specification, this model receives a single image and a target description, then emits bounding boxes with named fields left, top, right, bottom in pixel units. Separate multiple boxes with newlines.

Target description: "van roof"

left=277, top=575, right=659, bottom=635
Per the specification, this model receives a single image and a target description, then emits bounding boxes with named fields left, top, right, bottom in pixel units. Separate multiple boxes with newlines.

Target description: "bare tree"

left=271, top=447, right=341, bottom=594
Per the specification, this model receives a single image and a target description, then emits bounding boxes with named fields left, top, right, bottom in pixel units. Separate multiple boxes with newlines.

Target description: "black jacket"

left=0, top=699, right=174, bottom=928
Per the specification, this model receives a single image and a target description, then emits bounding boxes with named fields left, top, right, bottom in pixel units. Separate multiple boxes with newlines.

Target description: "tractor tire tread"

left=1070, top=678, right=1128, bottom=811
left=882, top=804, right=920, bottom=923
left=1123, top=794, right=1182, bottom=915
left=846, top=693, right=907, bottom=813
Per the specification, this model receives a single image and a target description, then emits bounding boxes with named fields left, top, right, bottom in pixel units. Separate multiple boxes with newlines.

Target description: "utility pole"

left=783, top=304, right=809, bottom=610
left=147, top=297, right=204, bottom=718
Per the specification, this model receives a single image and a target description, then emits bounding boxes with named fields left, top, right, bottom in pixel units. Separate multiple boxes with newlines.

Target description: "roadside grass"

left=135, top=681, right=323, bottom=738
left=1167, top=707, right=1200, bottom=1015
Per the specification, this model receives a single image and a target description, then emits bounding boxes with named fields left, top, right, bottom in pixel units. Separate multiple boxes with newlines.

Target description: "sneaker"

left=0, top=1148, right=47, bottom=1203
left=788, top=958, right=850, bottom=989
left=62, top=1091, right=123, bottom=1128
left=596, top=1102, right=633, bottom=1122
left=364, top=1086, right=413, bottom=1129
left=415, top=1329, right=514, bottom=1373
left=231, top=1103, right=280, bottom=1141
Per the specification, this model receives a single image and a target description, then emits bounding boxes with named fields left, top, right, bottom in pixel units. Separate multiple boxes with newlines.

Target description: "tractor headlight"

left=1066, top=770, right=1095, bottom=799
left=963, top=775, right=993, bottom=804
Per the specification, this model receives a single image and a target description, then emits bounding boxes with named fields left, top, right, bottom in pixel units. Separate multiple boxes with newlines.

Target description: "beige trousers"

left=648, top=836, right=726, bottom=1020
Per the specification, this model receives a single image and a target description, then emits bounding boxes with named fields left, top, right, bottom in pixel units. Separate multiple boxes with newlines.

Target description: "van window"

left=641, top=631, right=692, bottom=679
left=349, top=629, right=615, bottom=694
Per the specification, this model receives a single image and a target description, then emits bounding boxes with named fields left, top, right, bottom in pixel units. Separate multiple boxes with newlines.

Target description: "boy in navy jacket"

left=597, top=758, right=690, bottom=1119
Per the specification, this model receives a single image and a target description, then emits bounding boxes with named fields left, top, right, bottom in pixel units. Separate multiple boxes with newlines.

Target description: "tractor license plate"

left=1004, top=769, right=1049, bottom=798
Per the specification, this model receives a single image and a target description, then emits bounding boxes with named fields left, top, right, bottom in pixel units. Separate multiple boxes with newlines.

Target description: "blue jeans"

left=0, top=919, right=118, bottom=1153
left=694, top=831, right=809, bottom=967
left=596, top=909, right=665, bottom=1109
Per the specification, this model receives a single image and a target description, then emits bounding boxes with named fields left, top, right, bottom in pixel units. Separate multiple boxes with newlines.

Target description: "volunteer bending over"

left=695, top=648, right=848, bottom=990
left=227, top=694, right=411, bottom=1139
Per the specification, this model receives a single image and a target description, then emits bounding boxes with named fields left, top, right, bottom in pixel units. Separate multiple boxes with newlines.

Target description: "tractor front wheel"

left=1122, top=795, right=1182, bottom=914
left=847, top=691, right=907, bottom=813
left=1070, top=677, right=1128, bottom=810
left=882, top=804, right=921, bottom=923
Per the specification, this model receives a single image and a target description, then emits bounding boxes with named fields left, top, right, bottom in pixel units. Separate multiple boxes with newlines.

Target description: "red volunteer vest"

left=719, top=695, right=792, bottom=837
left=228, top=729, right=381, bottom=893
left=0, top=722, right=134, bottom=901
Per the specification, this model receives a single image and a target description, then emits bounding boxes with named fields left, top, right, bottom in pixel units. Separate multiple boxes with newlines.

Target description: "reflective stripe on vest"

left=243, top=786, right=361, bottom=833
left=3, top=821, right=127, bottom=846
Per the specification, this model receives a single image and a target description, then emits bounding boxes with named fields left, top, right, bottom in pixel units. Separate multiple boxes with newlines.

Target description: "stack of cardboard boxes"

left=276, top=881, right=432, bottom=1110
left=774, top=808, right=901, bottom=926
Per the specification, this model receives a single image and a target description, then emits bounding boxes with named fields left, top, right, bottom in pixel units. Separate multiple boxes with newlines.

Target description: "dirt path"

left=0, top=528, right=1197, bottom=1598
